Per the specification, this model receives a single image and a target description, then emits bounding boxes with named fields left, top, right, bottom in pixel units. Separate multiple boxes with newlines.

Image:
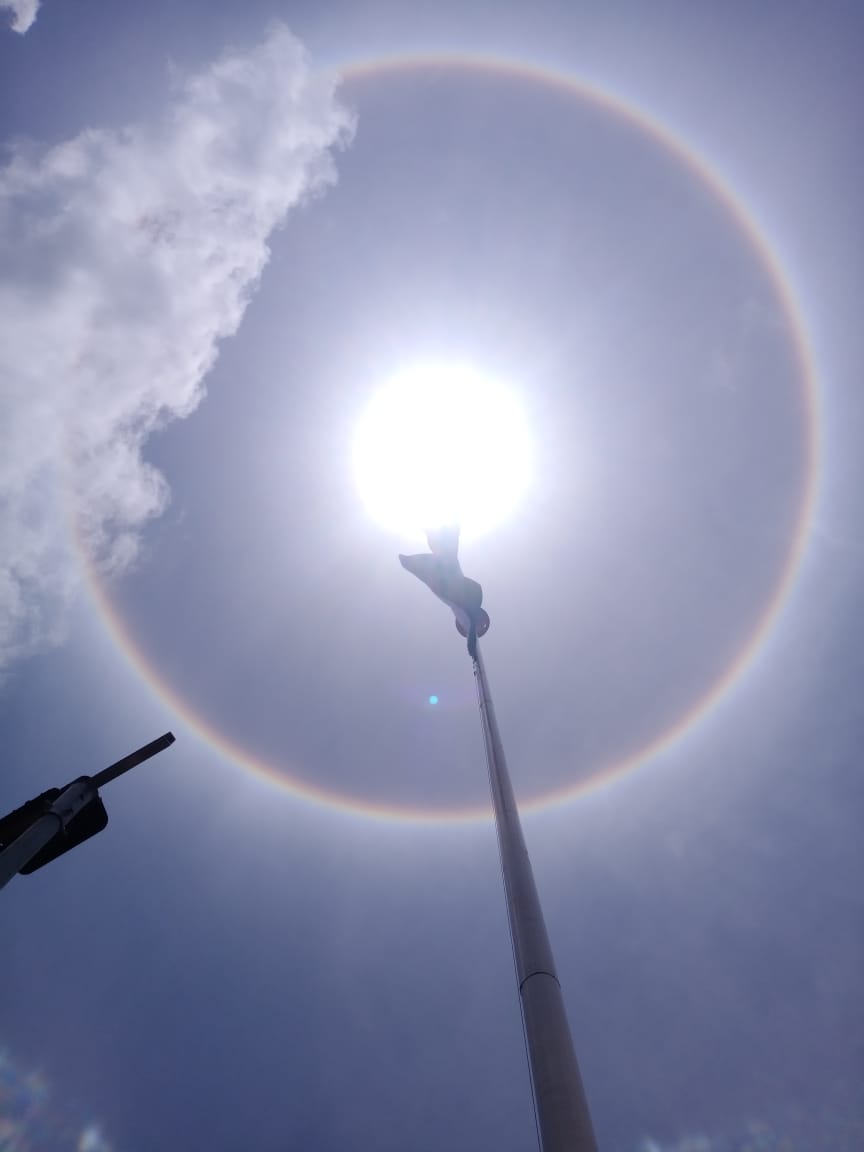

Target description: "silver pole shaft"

left=0, top=813, right=62, bottom=891
left=0, top=778, right=96, bottom=892
left=473, top=644, right=597, bottom=1152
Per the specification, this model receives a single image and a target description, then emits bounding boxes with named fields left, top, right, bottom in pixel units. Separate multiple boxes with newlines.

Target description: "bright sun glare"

left=353, top=364, right=532, bottom=541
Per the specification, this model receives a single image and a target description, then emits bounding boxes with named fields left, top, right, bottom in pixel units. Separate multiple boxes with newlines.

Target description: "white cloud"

left=0, top=24, right=354, bottom=669
left=1, top=0, right=39, bottom=33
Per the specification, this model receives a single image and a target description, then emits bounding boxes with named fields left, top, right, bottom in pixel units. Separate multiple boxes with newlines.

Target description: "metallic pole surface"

left=473, top=644, right=597, bottom=1152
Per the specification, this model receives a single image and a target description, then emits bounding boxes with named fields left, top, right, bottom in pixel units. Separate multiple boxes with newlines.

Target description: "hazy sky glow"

left=77, top=54, right=820, bottom=823
left=1, top=3, right=862, bottom=1151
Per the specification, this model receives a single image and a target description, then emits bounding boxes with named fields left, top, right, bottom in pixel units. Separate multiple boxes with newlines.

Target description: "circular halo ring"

left=79, top=53, right=821, bottom=825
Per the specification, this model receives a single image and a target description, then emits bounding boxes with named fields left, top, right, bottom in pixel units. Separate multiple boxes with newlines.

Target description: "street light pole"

left=473, top=644, right=597, bottom=1152
left=399, top=528, right=596, bottom=1149
left=0, top=777, right=97, bottom=892
left=0, top=732, right=176, bottom=892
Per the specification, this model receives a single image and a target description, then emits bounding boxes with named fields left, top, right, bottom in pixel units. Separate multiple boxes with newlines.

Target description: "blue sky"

left=1, top=2, right=862, bottom=1150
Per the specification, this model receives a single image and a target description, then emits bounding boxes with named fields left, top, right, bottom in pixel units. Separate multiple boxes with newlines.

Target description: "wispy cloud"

left=1, top=0, right=39, bottom=33
left=78, top=1124, right=113, bottom=1152
left=0, top=24, right=354, bottom=668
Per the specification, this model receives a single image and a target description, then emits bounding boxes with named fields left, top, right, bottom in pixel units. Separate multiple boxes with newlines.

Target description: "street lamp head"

left=399, top=523, right=490, bottom=657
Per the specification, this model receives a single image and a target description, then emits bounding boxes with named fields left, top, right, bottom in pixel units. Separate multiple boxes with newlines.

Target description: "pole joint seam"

left=519, top=968, right=561, bottom=993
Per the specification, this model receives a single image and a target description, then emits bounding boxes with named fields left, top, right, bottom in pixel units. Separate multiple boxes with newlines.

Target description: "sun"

left=353, top=364, right=532, bottom=541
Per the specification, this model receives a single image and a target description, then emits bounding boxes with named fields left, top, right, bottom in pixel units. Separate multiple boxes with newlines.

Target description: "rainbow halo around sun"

left=353, top=364, right=532, bottom=541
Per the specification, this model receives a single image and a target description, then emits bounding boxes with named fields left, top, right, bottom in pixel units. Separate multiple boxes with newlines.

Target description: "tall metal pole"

left=473, top=643, right=597, bottom=1152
